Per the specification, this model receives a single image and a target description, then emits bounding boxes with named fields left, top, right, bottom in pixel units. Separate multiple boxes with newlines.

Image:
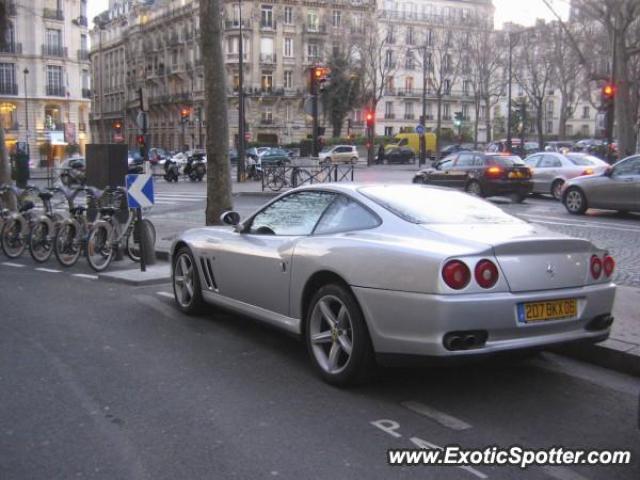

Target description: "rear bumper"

left=481, top=179, right=533, bottom=196
left=352, top=282, right=616, bottom=358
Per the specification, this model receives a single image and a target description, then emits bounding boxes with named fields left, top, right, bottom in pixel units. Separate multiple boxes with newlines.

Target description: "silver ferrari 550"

left=170, top=184, right=616, bottom=385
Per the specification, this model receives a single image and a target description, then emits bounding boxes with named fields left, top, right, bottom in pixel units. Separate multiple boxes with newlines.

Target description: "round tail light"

left=603, top=255, right=615, bottom=277
left=590, top=255, right=602, bottom=279
left=442, top=260, right=471, bottom=290
left=474, top=259, right=499, bottom=289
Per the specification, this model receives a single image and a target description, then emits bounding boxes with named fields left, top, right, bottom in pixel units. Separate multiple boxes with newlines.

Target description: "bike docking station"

left=125, top=174, right=156, bottom=272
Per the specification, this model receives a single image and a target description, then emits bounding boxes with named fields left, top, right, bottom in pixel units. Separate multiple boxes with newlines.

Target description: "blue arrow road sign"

left=126, top=174, right=154, bottom=208
left=416, top=124, right=425, bottom=135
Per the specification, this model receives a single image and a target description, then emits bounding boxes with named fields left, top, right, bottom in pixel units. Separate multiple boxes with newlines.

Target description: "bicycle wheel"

left=126, top=219, right=156, bottom=262
left=1, top=217, right=26, bottom=258
left=266, top=169, right=285, bottom=192
left=54, top=220, right=82, bottom=267
left=29, top=220, right=54, bottom=263
left=293, top=168, right=313, bottom=187
left=86, top=221, right=114, bottom=272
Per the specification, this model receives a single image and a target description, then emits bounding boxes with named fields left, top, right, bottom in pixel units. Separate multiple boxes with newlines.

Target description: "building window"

left=44, top=104, right=62, bottom=130
left=45, top=28, right=63, bottom=56
left=444, top=79, right=451, bottom=95
left=261, top=6, right=273, bottom=28
left=352, top=13, right=363, bottom=32
left=405, top=51, right=414, bottom=70
left=404, top=102, right=414, bottom=119
left=307, top=42, right=319, bottom=59
left=546, top=100, right=554, bottom=116
left=332, top=10, right=341, bottom=28
left=425, top=30, right=433, bottom=46
left=405, top=76, right=413, bottom=92
left=582, top=106, right=590, bottom=119
left=283, top=37, right=293, bottom=57
left=384, top=50, right=393, bottom=69
left=261, top=108, right=273, bottom=124
left=284, top=70, right=292, bottom=89
left=462, top=104, right=469, bottom=120
left=406, top=26, right=415, bottom=45
left=386, top=25, right=395, bottom=44
left=480, top=105, right=486, bottom=121
left=463, top=80, right=471, bottom=96
left=385, top=101, right=393, bottom=117
left=443, top=103, right=450, bottom=120
left=0, top=102, right=16, bottom=129
left=307, top=11, right=319, bottom=31
left=261, top=72, right=273, bottom=92
left=284, top=6, right=293, bottom=24
left=581, top=124, right=589, bottom=136
left=46, top=65, right=64, bottom=95
left=0, top=63, right=16, bottom=95
left=384, top=126, right=393, bottom=136
left=232, top=74, right=239, bottom=91
left=546, top=121, right=553, bottom=134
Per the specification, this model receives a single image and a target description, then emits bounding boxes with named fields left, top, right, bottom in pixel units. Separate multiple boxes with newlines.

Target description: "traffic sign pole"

left=137, top=208, right=146, bottom=272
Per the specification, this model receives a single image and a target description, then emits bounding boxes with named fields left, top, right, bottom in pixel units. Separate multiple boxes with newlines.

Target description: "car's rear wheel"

left=564, top=187, right=588, bottom=215
left=305, top=284, right=375, bottom=386
left=465, top=180, right=484, bottom=197
left=350, top=157, right=358, bottom=164
left=172, top=247, right=204, bottom=314
left=551, top=179, right=564, bottom=200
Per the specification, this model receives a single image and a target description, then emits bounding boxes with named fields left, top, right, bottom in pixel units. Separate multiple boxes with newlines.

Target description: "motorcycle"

left=183, top=153, right=206, bottom=182
left=163, top=158, right=180, bottom=182
left=59, top=159, right=86, bottom=187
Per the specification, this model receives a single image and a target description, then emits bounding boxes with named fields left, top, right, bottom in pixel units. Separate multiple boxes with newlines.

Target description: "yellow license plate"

left=518, top=298, right=578, bottom=323
left=508, top=171, right=524, bottom=179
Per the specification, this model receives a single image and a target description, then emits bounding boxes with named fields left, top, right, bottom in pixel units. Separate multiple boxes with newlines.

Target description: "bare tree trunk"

left=484, top=98, right=492, bottom=144
left=536, top=104, right=545, bottom=150
left=435, top=93, right=443, bottom=159
left=558, top=95, right=568, bottom=139
left=473, top=95, right=480, bottom=148
left=0, top=126, right=15, bottom=209
left=615, top=37, right=635, bottom=157
left=201, top=0, right=233, bottom=225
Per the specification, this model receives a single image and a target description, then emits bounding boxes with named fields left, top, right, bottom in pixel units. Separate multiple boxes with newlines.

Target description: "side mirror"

left=221, top=210, right=241, bottom=226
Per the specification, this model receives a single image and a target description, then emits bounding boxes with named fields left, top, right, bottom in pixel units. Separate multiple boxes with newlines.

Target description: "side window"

left=525, top=155, right=540, bottom=167
left=613, top=156, right=640, bottom=176
left=473, top=154, right=484, bottom=166
left=249, top=191, right=336, bottom=235
left=438, top=159, right=454, bottom=170
left=456, top=153, right=474, bottom=167
left=314, top=195, right=380, bottom=235
left=398, top=138, right=408, bottom=146
left=540, top=155, right=562, bottom=168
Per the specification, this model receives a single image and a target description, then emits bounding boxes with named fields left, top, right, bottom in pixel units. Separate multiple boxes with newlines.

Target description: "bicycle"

left=264, top=164, right=313, bottom=192
left=27, top=187, right=70, bottom=263
left=53, top=186, right=103, bottom=267
left=0, top=185, right=41, bottom=259
left=85, top=187, right=156, bottom=272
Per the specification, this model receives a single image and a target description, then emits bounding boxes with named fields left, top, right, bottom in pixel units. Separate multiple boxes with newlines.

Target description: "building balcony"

left=224, top=19, right=251, bottom=30
left=225, top=53, right=249, bottom=63
left=397, top=89, right=418, bottom=96
left=304, top=56, right=322, bottom=65
left=259, top=53, right=277, bottom=64
left=43, top=8, right=64, bottom=21
left=260, top=20, right=277, bottom=31
left=384, top=113, right=395, bottom=119
left=404, top=113, right=415, bottom=120
left=283, top=55, right=296, bottom=64
left=0, top=83, right=18, bottom=95
left=384, top=88, right=396, bottom=95
left=82, top=88, right=91, bottom=98
left=261, top=118, right=274, bottom=125
left=303, top=24, right=327, bottom=34
left=0, top=42, right=21, bottom=54
left=42, top=45, right=67, bottom=58
left=77, top=49, right=89, bottom=61
left=46, top=85, right=66, bottom=97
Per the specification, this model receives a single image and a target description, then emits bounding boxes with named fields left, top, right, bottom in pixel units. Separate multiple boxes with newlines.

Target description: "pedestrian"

left=377, top=144, right=385, bottom=164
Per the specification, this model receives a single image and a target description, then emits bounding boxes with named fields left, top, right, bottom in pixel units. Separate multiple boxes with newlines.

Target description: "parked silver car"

left=170, top=184, right=616, bottom=385
left=524, top=152, right=609, bottom=199
left=562, top=154, right=640, bottom=215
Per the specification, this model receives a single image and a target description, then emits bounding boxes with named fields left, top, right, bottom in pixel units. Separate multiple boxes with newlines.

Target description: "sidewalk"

left=145, top=205, right=640, bottom=378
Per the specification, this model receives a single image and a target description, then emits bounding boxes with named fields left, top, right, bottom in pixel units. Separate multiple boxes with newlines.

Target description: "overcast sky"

left=87, top=0, right=570, bottom=30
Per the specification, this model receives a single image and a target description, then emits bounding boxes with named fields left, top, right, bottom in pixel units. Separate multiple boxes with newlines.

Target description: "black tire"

left=54, top=221, right=82, bottom=267
left=512, top=193, right=527, bottom=204
left=465, top=180, right=484, bottom=197
left=412, top=175, right=425, bottom=184
left=305, top=283, right=375, bottom=386
left=126, top=219, right=156, bottom=262
left=172, top=247, right=204, bottom=314
left=551, top=179, right=564, bottom=200
left=86, top=222, right=114, bottom=272
left=563, top=187, right=588, bottom=215
left=29, top=220, right=54, bottom=263
left=1, top=217, right=26, bottom=258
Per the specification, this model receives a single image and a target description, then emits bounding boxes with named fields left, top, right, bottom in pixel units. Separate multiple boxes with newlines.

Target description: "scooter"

left=163, top=158, right=180, bottom=182
left=184, top=154, right=206, bottom=182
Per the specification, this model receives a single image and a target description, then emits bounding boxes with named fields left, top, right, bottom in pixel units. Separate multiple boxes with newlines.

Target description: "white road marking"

left=401, top=401, right=472, bottom=431
left=154, top=197, right=203, bottom=202
left=154, top=193, right=206, bottom=198
left=543, top=465, right=591, bottom=480
left=1, top=262, right=25, bottom=268
left=156, top=291, right=173, bottom=299
left=35, top=268, right=62, bottom=273
left=72, top=273, right=99, bottom=280
left=153, top=200, right=182, bottom=205
left=370, top=419, right=402, bottom=438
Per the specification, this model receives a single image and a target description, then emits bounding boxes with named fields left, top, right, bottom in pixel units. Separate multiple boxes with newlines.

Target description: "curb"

left=553, top=341, right=640, bottom=378
left=98, top=263, right=171, bottom=286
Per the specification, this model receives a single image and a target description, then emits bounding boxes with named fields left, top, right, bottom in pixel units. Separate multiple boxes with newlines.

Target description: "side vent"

left=199, top=257, right=218, bottom=291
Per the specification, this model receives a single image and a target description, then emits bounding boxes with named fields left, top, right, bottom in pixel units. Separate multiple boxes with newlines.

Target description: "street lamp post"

left=420, top=46, right=427, bottom=166
left=506, top=32, right=514, bottom=153
left=23, top=68, right=29, bottom=152
left=237, top=0, right=246, bottom=182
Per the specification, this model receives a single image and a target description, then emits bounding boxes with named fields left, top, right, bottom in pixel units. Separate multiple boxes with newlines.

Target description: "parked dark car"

left=260, top=148, right=291, bottom=166
left=438, top=144, right=472, bottom=159
left=385, top=146, right=415, bottom=164
left=413, top=151, right=532, bottom=202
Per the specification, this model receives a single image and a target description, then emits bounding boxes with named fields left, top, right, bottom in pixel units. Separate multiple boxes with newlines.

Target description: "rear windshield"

left=359, top=185, right=524, bottom=225
left=485, top=155, right=524, bottom=166
left=566, top=154, right=603, bottom=166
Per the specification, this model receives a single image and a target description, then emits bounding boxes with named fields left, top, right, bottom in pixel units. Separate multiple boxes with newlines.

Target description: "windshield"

left=486, top=155, right=524, bottom=166
left=360, top=185, right=524, bottom=225
left=567, top=154, right=605, bottom=166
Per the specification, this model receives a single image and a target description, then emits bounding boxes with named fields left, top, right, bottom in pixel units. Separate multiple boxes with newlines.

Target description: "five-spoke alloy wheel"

left=173, top=247, right=203, bottom=314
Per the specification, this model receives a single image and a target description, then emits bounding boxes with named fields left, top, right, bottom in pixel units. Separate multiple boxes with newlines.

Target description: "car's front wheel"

left=172, top=247, right=204, bottom=314
left=465, top=180, right=484, bottom=197
left=305, top=284, right=375, bottom=386
left=564, top=187, right=588, bottom=215
left=551, top=179, right=564, bottom=200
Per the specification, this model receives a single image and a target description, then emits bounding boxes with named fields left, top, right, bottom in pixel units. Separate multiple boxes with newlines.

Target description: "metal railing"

left=43, top=8, right=64, bottom=21
left=0, top=83, right=18, bottom=95
left=42, top=44, right=67, bottom=57
left=261, top=163, right=355, bottom=192
left=0, top=42, right=21, bottom=54
left=46, top=85, right=66, bottom=97
left=77, top=49, right=89, bottom=61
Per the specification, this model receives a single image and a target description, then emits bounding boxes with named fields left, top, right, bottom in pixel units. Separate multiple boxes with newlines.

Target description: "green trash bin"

left=14, top=151, right=30, bottom=188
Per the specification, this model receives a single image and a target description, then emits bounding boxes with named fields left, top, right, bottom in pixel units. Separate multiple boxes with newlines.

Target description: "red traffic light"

left=365, top=110, right=374, bottom=127
left=180, top=107, right=190, bottom=118
left=136, top=134, right=145, bottom=145
left=602, top=84, right=615, bottom=99
left=113, top=121, right=122, bottom=130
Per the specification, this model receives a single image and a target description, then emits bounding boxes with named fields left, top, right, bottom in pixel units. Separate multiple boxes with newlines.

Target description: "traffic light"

left=180, top=107, right=191, bottom=124
left=112, top=121, right=122, bottom=134
left=365, top=110, right=374, bottom=129
left=310, top=66, right=331, bottom=93
left=453, top=111, right=464, bottom=127
left=136, top=134, right=146, bottom=159
left=601, top=83, right=616, bottom=110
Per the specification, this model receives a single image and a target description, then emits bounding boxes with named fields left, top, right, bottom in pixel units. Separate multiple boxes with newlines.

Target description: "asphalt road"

left=0, top=265, right=638, bottom=480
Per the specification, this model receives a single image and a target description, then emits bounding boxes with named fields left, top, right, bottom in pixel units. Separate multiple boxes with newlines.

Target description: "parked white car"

left=318, top=145, right=359, bottom=164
